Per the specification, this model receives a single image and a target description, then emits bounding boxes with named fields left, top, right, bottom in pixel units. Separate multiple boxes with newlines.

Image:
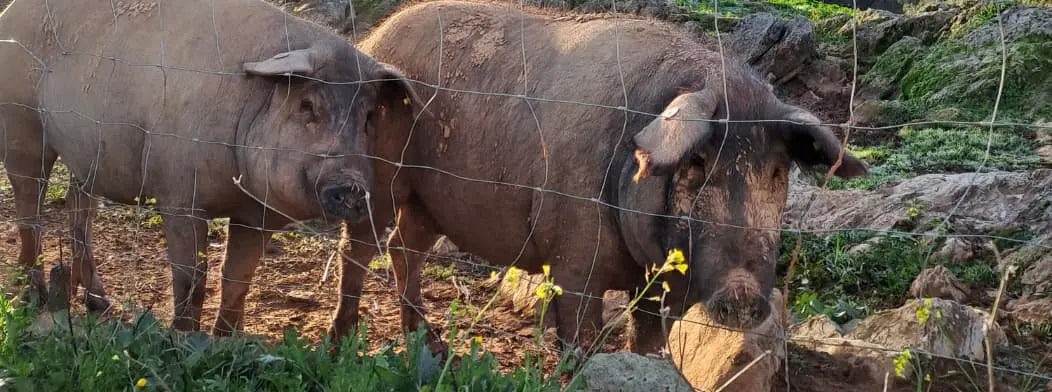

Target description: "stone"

left=668, top=289, right=786, bottom=392
left=962, top=6, right=1052, bottom=48
left=848, top=298, right=1005, bottom=360
left=496, top=267, right=551, bottom=324
left=728, top=13, right=817, bottom=84
left=576, top=352, right=693, bottom=392
left=1018, top=245, right=1052, bottom=297
left=851, top=99, right=913, bottom=127
left=792, top=298, right=1006, bottom=381
left=839, top=9, right=955, bottom=60
left=908, top=265, right=971, bottom=302
left=430, top=235, right=459, bottom=255
left=46, top=262, right=72, bottom=313
left=785, top=170, right=1052, bottom=237
left=1006, top=297, right=1052, bottom=325
left=790, top=315, right=844, bottom=339
left=857, top=36, right=926, bottom=100
left=935, top=237, right=976, bottom=263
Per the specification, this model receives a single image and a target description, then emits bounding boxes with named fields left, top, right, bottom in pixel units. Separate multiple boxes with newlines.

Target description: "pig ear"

left=631, top=88, right=720, bottom=181
left=372, top=62, right=431, bottom=118
left=243, top=48, right=317, bottom=77
left=781, top=108, right=869, bottom=179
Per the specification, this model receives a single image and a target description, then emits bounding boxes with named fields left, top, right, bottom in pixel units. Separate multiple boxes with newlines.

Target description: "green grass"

left=0, top=296, right=572, bottom=391
left=676, top=0, right=855, bottom=21
left=900, top=36, right=1052, bottom=123
left=826, top=127, right=1039, bottom=190
left=777, top=224, right=1034, bottom=323
left=424, top=263, right=456, bottom=280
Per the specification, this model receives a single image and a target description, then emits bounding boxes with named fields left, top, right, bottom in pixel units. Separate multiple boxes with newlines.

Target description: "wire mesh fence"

left=1, top=0, right=1050, bottom=390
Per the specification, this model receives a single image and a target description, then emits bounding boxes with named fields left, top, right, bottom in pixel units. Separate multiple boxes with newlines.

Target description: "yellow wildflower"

left=662, top=281, right=671, bottom=293
left=473, top=336, right=483, bottom=345
left=135, top=378, right=148, bottom=389
left=541, top=264, right=551, bottom=277
left=674, top=263, right=688, bottom=275
left=666, top=249, right=685, bottom=265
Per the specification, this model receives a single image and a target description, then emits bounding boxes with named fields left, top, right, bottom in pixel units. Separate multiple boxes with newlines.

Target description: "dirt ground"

left=0, top=162, right=598, bottom=373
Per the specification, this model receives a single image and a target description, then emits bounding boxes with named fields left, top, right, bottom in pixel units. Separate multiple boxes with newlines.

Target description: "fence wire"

left=1, top=0, right=1050, bottom=391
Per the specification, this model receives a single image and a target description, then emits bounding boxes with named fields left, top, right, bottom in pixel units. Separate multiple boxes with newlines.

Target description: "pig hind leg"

left=1, top=108, right=57, bottom=305
left=66, top=178, right=110, bottom=313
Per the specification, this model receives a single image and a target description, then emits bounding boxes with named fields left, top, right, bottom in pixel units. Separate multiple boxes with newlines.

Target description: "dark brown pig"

left=332, top=0, right=867, bottom=354
left=0, top=0, right=423, bottom=334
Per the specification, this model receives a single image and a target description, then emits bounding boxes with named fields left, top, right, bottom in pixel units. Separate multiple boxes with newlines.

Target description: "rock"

left=935, top=237, right=975, bottom=263
left=857, top=36, right=926, bottom=100
left=849, top=298, right=1005, bottom=360
left=846, top=236, right=885, bottom=257
left=909, top=265, right=971, bottom=302
left=797, top=57, right=849, bottom=100
left=47, top=262, right=72, bottom=313
left=839, top=9, right=954, bottom=60
left=668, top=289, right=786, bottom=392
left=793, top=298, right=1006, bottom=381
left=282, top=0, right=404, bottom=35
left=1038, top=125, right=1052, bottom=166
left=602, top=291, right=630, bottom=332
left=786, top=170, right=1052, bottom=236
left=902, top=0, right=980, bottom=16
left=564, top=0, right=676, bottom=19
left=1038, top=145, right=1052, bottom=167
left=851, top=99, right=913, bottom=127
left=790, top=315, right=844, bottom=339
left=430, top=236, right=459, bottom=255
left=287, top=0, right=355, bottom=32
left=496, top=268, right=552, bottom=324
left=728, top=13, right=817, bottom=84
left=285, top=290, right=318, bottom=305
left=1006, top=297, right=1052, bottom=324
left=1017, top=245, right=1052, bottom=297
left=821, top=0, right=904, bottom=13
left=576, top=352, right=693, bottom=392
left=962, top=6, right=1052, bottom=49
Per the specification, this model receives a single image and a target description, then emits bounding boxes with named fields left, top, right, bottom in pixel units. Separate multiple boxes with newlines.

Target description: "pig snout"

left=321, top=183, right=369, bottom=222
left=706, top=283, right=770, bottom=330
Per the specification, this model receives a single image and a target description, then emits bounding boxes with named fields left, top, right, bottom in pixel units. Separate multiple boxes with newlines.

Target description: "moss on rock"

left=899, top=8, right=1052, bottom=123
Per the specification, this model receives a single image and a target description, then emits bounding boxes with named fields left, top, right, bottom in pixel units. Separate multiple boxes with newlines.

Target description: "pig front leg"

left=162, top=214, right=210, bottom=332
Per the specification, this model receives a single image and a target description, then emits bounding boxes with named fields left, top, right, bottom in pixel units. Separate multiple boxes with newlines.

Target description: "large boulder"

left=857, top=36, right=926, bottom=100
left=793, top=298, right=1006, bottom=381
left=728, top=13, right=817, bottom=84
left=577, top=352, right=693, bottom=392
left=838, top=9, right=954, bottom=61
left=786, top=170, right=1052, bottom=235
left=668, top=290, right=786, bottom=392
left=961, top=6, right=1052, bottom=48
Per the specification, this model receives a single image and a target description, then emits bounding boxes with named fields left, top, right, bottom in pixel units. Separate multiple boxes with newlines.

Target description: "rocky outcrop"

left=792, top=298, right=1006, bottom=381
left=729, top=13, right=817, bottom=84
left=786, top=170, right=1052, bottom=235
